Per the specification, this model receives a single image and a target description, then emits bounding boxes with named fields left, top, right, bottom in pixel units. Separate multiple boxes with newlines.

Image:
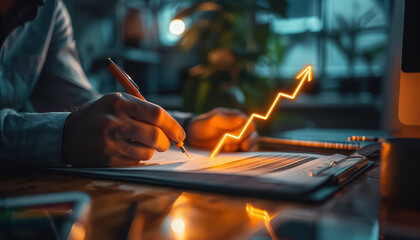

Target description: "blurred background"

left=63, top=0, right=392, bottom=136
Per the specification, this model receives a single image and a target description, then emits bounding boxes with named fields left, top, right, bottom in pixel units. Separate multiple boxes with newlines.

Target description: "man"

left=0, top=0, right=257, bottom=167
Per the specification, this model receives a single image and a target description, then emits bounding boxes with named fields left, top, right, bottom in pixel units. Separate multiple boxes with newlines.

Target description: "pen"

left=105, top=58, right=191, bottom=158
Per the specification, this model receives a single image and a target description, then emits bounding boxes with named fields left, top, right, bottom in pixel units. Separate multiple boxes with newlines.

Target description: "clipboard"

left=49, top=145, right=378, bottom=203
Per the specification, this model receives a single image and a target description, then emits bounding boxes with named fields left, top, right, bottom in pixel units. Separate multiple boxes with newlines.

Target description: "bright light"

left=246, top=204, right=271, bottom=222
left=210, top=66, right=313, bottom=158
left=171, top=218, right=185, bottom=234
left=246, top=204, right=278, bottom=240
left=68, top=223, right=86, bottom=240
left=169, top=19, right=185, bottom=36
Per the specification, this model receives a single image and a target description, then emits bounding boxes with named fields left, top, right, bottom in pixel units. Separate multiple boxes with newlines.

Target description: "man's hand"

left=186, top=108, right=258, bottom=152
left=62, top=93, right=186, bottom=167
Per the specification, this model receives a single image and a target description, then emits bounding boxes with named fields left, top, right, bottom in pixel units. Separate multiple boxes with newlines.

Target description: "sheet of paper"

left=105, top=147, right=346, bottom=186
left=114, top=147, right=317, bottom=171
left=107, top=147, right=206, bottom=171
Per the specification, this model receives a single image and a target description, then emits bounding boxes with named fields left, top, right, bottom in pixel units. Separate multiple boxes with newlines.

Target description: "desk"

left=1, top=165, right=419, bottom=239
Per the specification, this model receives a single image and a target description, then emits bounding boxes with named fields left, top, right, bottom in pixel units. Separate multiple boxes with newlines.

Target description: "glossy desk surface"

left=1, top=165, right=420, bottom=239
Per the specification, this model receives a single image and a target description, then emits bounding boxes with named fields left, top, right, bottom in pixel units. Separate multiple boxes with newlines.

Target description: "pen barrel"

left=106, top=63, right=146, bottom=101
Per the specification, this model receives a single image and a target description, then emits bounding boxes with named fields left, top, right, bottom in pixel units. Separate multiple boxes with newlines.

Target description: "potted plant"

left=174, top=0, right=288, bottom=113
left=329, top=3, right=387, bottom=95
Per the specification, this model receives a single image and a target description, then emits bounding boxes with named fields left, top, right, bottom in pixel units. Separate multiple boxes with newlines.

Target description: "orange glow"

left=210, top=66, right=313, bottom=158
left=68, top=223, right=86, bottom=240
left=348, top=135, right=369, bottom=142
left=246, top=204, right=278, bottom=240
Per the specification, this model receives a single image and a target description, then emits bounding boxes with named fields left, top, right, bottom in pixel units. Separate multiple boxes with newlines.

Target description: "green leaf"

left=266, top=37, right=289, bottom=65
left=329, top=32, right=350, bottom=59
left=360, top=43, right=386, bottom=62
left=196, top=79, right=211, bottom=112
left=174, top=2, right=203, bottom=19
left=336, top=15, right=350, bottom=31
left=253, top=24, right=270, bottom=53
left=177, top=26, right=199, bottom=50
left=360, top=8, right=377, bottom=26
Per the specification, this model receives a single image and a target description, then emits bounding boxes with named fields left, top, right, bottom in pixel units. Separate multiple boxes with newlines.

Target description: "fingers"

left=107, top=141, right=155, bottom=167
left=187, top=107, right=258, bottom=152
left=64, top=93, right=176, bottom=168
left=120, top=118, right=171, bottom=152
left=222, top=133, right=258, bottom=153
left=240, top=131, right=259, bottom=151
left=222, top=133, right=258, bottom=152
left=221, top=121, right=257, bottom=152
left=107, top=155, right=140, bottom=167
left=210, top=107, right=244, bottom=117
left=118, top=141, right=155, bottom=161
left=119, top=93, right=186, bottom=143
left=223, top=140, right=240, bottom=152
left=209, top=111, right=248, bottom=131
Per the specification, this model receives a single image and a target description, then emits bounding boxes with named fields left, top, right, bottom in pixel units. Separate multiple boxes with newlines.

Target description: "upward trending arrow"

left=209, top=65, right=313, bottom=158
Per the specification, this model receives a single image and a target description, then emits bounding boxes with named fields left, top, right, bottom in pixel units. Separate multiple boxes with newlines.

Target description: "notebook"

left=259, top=128, right=388, bottom=155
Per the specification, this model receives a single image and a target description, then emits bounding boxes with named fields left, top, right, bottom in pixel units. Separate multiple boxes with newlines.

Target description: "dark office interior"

left=66, top=0, right=390, bottom=131
left=1, top=0, right=420, bottom=239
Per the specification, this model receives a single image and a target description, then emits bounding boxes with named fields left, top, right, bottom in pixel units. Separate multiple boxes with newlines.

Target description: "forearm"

left=0, top=109, right=69, bottom=168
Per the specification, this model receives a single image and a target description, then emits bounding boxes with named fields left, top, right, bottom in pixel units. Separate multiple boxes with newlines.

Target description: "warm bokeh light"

left=171, top=218, right=186, bottom=234
left=169, top=19, right=185, bottom=35
left=246, top=203, right=272, bottom=222
left=246, top=204, right=278, bottom=240
left=210, top=66, right=313, bottom=158
left=68, top=223, right=86, bottom=240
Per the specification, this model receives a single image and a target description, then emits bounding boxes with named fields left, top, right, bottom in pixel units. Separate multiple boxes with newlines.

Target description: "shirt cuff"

left=19, top=112, right=70, bottom=167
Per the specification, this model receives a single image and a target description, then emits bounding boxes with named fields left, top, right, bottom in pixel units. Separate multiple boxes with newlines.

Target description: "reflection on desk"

left=0, top=166, right=420, bottom=239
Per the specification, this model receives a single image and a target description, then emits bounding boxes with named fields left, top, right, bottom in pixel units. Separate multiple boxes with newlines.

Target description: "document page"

left=109, top=147, right=346, bottom=186
left=53, top=147, right=369, bottom=198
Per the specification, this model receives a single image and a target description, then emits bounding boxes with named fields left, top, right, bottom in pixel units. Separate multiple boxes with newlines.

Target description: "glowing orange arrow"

left=209, top=65, right=313, bottom=158
left=246, top=203, right=278, bottom=240
left=246, top=203, right=272, bottom=222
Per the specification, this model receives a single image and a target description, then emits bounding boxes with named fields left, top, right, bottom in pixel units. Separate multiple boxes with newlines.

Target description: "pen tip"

left=176, top=143, right=190, bottom=159
left=180, top=146, right=191, bottom=159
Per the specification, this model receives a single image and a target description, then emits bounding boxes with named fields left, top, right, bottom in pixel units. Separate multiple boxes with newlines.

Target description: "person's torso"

left=0, top=0, right=57, bottom=111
